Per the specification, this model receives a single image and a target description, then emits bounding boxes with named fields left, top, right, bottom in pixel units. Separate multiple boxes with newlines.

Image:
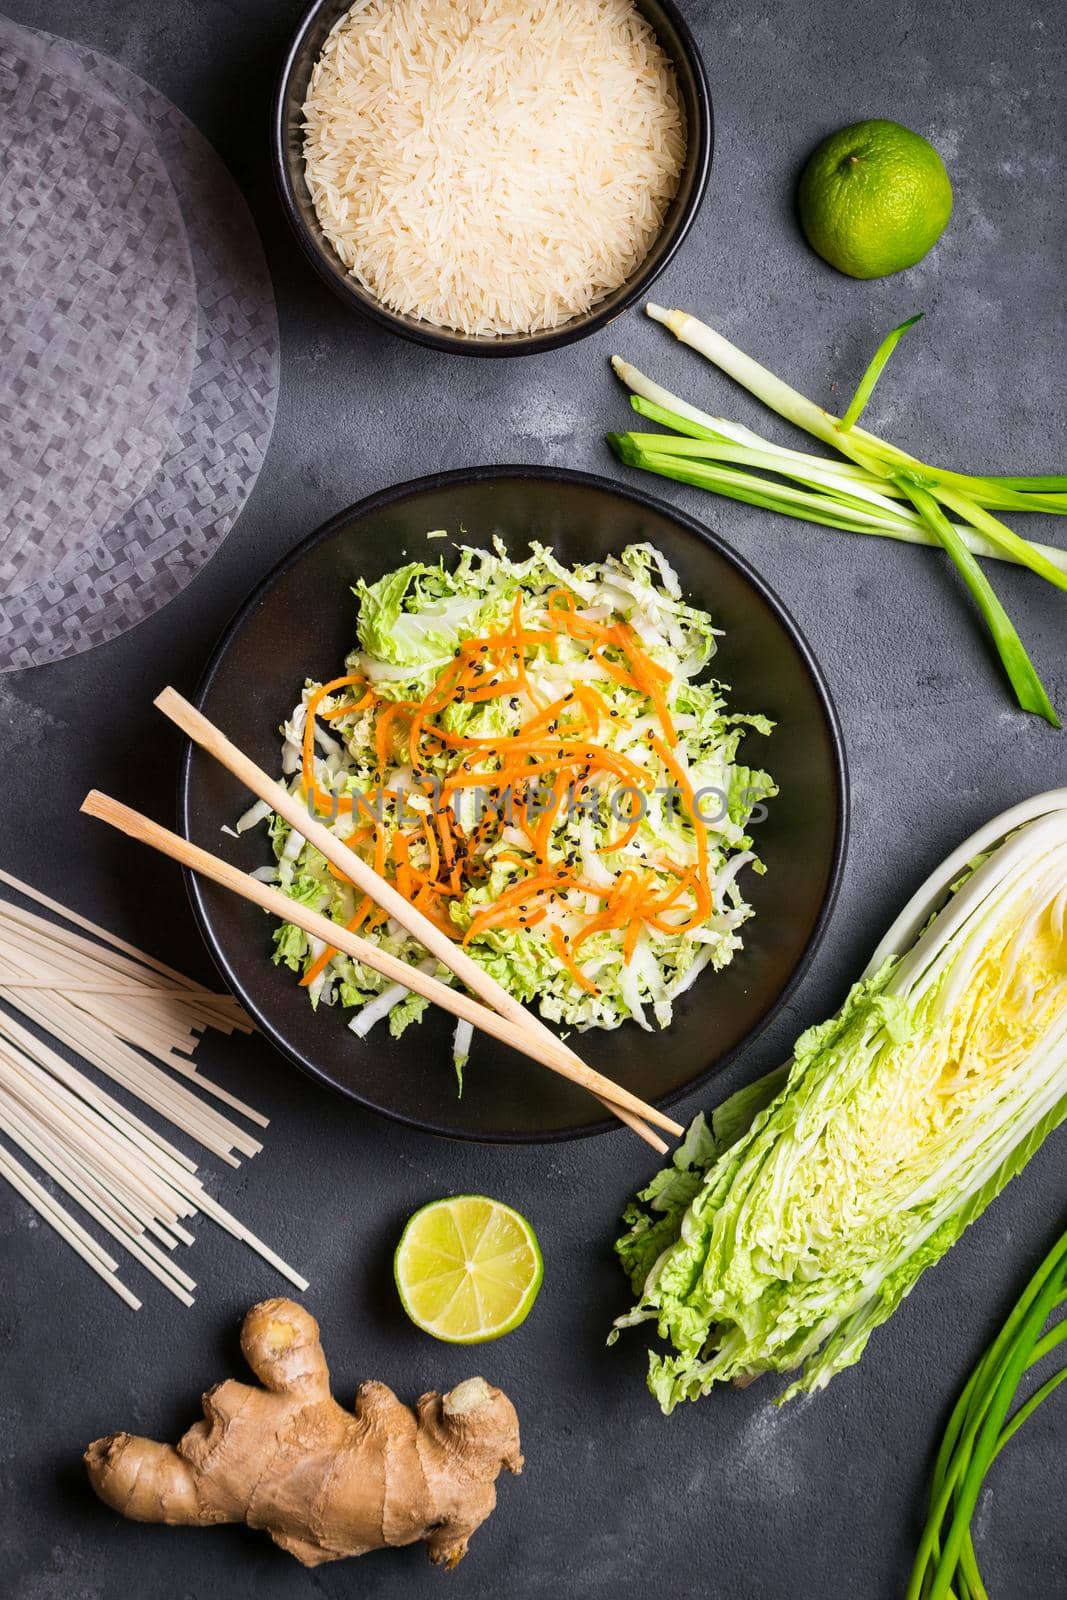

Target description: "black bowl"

left=272, top=0, right=713, bottom=356
left=181, top=468, right=847, bottom=1141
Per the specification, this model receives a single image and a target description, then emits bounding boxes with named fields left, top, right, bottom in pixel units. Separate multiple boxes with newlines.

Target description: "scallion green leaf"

left=840, top=313, right=923, bottom=431
left=899, top=482, right=1059, bottom=725
left=907, top=1226, right=1067, bottom=1600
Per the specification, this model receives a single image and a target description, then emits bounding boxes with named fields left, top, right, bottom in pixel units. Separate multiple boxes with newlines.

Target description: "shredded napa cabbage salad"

left=612, top=807, right=1067, bottom=1412
left=241, top=539, right=776, bottom=1087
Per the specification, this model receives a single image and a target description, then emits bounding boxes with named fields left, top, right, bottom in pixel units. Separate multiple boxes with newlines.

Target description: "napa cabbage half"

left=612, top=809, right=1067, bottom=1410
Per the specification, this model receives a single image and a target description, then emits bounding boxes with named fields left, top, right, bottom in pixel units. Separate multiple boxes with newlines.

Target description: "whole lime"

left=798, top=119, right=953, bottom=278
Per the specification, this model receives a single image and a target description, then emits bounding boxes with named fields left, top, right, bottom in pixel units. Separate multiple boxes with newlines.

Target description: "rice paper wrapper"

left=0, top=21, right=280, bottom=671
left=0, top=21, right=197, bottom=601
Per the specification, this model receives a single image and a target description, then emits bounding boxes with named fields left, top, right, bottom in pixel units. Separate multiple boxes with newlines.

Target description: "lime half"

left=394, top=1195, right=543, bottom=1344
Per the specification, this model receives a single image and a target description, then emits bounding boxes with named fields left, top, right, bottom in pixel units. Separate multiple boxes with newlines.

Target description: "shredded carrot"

left=614, top=620, right=673, bottom=685
left=326, top=824, right=373, bottom=883
left=442, top=759, right=564, bottom=790
left=457, top=625, right=555, bottom=658
left=543, top=608, right=675, bottom=737
left=643, top=869, right=697, bottom=916
left=461, top=872, right=566, bottom=943
left=573, top=682, right=619, bottom=735
left=441, top=741, right=647, bottom=793
left=571, top=870, right=646, bottom=953
left=319, top=690, right=375, bottom=721
left=372, top=822, right=389, bottom=880
left=644, top=675, right=678, bottom=746
left=464, top=677, right=524, bottom=704
left=422, top=692, right=576, bottom=751
left=643, top=866, right=711, bottom=933
left=301, top=674, right=365, bottom=814
left=647, top=905, right=709, bottom=936
left=588, top=647, right=640, bottom=692
left=407, top=655, right=478, bottom=769
left=509, top=591, right=549, bottom=709
left=420, top=815, right=440, bottom=882
left=532, top=778, right=564, bottom=864
left=600, top=814, right=642, bottom=854
left=458, top=864, right=615, bottom=945
left=549, top=924, right=600, bottom=995
left=436, top=807, right=455, bottom=867
left=374, top=701, right=413, bottom=774
left=650, top=735, right=712, bottom=921
left=299, top=895, right=375, bottom=988
left=600, top=787, right=643, bottom=854
left=622, top=918, right=642, bottom=965
left=463, top=881, right=574, bottom=943
left=393, top=831, right=416, bottom=901
left=410, top=883, right=459, bottom=938
left=299, top=947, right=332, bottom=990
left=492, top=849, right=532, bottom=869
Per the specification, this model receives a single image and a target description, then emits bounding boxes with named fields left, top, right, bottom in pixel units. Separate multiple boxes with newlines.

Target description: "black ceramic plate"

left=181, top=469, right=847, bottom=1141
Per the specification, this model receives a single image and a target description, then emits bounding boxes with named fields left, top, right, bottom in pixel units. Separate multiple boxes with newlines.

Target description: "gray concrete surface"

left=1, top=2, right=1064, bottom=1596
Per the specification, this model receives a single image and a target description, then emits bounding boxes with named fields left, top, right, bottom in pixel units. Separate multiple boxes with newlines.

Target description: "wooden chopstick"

left=154, top=687, right=683, bottom=1147
left=81, top=791, right=676, bottom=1148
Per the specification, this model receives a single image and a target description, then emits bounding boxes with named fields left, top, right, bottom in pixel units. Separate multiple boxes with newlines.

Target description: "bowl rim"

left=180, top=465, right=849, bottom=1141
left=270, top=0, right=714, bottom=357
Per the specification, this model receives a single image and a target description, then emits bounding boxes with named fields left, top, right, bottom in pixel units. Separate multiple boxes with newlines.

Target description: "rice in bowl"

left=302, top=0, right=687, bottom=338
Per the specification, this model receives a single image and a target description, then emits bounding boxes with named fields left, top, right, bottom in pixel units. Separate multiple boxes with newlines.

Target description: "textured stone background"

left=1, top=2, right=1064, bottom=1596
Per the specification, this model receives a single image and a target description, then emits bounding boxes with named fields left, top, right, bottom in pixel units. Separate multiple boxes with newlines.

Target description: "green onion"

left=609, top=375, right=1067, bottom=576
left=642, top=305, right=1067, bottom=579
left=614, top=360, right=1067, bottom=516
left=898, top=482, right=1060, bottom=727
left=985, top=474, right=1067, bottom=493
left=907, top=1223, right=1067, bottom=1600
left=840, top=312, right=923, bottom=431
left=610, top=441, right=914, bottom=539
left=609, top=309, right=1067, bottom=722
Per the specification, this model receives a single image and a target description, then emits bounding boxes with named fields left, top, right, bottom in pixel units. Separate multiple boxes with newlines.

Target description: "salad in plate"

left=240, top=538, right=776, bottom=1085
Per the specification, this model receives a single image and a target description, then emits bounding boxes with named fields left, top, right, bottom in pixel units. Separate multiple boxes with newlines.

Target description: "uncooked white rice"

left=302, top=0, right=687, bottom=338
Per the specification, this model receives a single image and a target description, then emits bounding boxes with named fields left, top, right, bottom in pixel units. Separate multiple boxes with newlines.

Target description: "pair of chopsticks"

left=81, top=689, right=681, bottom=1152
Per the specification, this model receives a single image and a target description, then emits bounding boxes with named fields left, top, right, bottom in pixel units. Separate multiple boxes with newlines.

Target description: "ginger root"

left=84, top=1298, right=522, bottom=1568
